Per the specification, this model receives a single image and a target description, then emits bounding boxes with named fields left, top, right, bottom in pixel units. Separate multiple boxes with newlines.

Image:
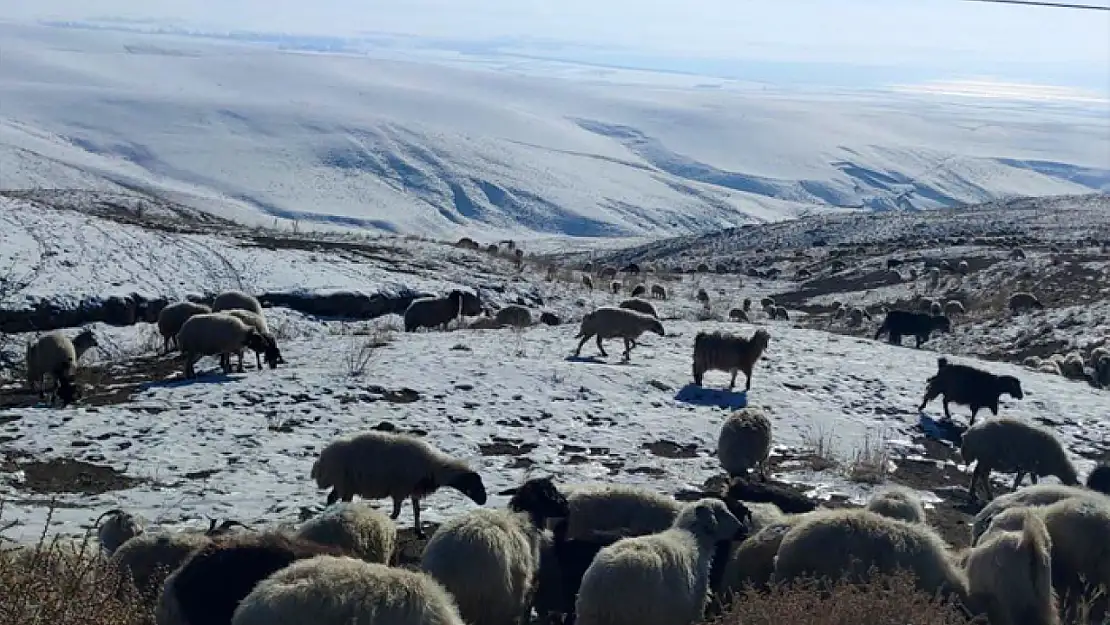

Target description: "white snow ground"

left=1, top=21, right=1108, bottom=239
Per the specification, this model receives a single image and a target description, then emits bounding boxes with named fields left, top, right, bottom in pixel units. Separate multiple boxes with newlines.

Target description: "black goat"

left=723, top=477, right=816, bottom=514
left=1086, top=463, right=1110, bottom=496
left=918, top=357, right=1024, bottom=425
left=874, top=310, right=951, bottom=348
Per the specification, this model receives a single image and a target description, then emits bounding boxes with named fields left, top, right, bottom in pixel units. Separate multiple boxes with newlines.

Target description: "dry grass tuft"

left=846, top=429, right=892, bottom=484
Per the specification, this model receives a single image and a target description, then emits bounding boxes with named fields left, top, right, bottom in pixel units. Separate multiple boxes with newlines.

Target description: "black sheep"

left=918, top=357, right=1024, bottom=425
left=160, top=532, right=343, bottom=625
left=874, top=310, right=951, bottom=348
left=1086, top=463, right=1110, bottom=495
left=723, top=477, right=817, bottom=514
left=506, top=476, right=571, bottom=527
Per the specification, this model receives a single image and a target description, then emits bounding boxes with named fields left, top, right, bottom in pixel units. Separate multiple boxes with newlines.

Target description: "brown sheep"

left=692, top=329, right=770, bottom=391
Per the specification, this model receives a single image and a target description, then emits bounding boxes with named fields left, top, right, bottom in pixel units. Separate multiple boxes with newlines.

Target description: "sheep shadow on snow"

left=141, top=371, right=246, bottom=390
left=674, top=383, right=749, bottom=410
left=563, top=355, right=643, bottom=366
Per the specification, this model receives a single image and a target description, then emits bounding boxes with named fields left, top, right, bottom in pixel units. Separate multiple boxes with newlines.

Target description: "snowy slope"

left=1, top=21, right=1107, bottom=239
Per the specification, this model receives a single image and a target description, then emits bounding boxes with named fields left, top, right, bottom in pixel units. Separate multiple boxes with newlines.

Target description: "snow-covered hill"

left=1, top=21, right=1107, bottom=240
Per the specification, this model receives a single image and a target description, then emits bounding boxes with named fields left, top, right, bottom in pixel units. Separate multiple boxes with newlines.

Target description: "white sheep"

left=221, top=308, right=283, bottom=371
left=94, top=508, right=146, bottom=556
left=719, top=514, right=811, bottom=597
left=575, top=498, right=742, bottom=625
left=176, top=312, right=273, bottom=378
left=864, top=487, right=927, bottom=524
left=717, top=407, right=772, bottom=479
left=560, top=483, right=682, bottom=540
left=310, top=430, right=487, bottom=538
left=25, top=328, right=98, bottom=399
left=212, top=290, right=263, bottom=316
left=158, top=302, right=212, bottom=352
left=964, top=510, right=1057, bottom=625
left=109, top=530, right=211, bottom=601
left=573, top=306, right=665, bottom=361
left=231, top=556, right=466, bottom=625
left=961, top=418, right=1079, bottom=503
left=295, top=501, right=397, bottom=564
left=971, top=483, right=1106, bottom=546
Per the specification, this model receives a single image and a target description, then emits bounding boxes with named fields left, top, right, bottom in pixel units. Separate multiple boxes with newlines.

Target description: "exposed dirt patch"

left=5, top=456, right=145, bottom=496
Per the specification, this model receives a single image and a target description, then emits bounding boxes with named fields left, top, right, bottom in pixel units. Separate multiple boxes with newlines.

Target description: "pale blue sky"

left=5, top=0, right=1109, bottom=86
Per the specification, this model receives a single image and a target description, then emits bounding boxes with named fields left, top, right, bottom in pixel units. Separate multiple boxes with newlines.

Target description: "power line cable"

left=958, top=0, right=1110, bottom=11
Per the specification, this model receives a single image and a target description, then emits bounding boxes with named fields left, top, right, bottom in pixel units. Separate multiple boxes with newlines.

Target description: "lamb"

left=864, top=487, right=926, bottom=523
left=582, top=276, right=594, bottom=290
left=405, top=291, right=465, bottom=332
left=918, top=357, right=1024, bottom=425
left=95, top=509, right=145, bottom=556
left=495, top=305, right=533, bottom=328
left=961, top=417, right=1079, bottom=503
left=630, top=285, right=646, bottom=298
left=650, top=284, right=666, bottom=300
left=944, top=300, right=966, bottom=316
left=230, top=556, right=466, bottom=625
left=728, top=308, right=749, bottom=322
left=723, top=476, right=817, bottom=514
left=421, top=477, right=569, bottom=625
left=572, top=306, right=665, bottom=362
left=294, top=502, right=397, bottom=564
left=574, top=498, right=743, bottom=625
left=176, top=313, right=276, bottom=379
left=156, top=532, right=344, bottom=625
left=1086, top=463, right=1110, bottom=495
left=692, top=329, right=770, bottom=391
left=212, top=290, right=263, bottom=316
left=158, top=302, right=212, bottom=352
left=559, top=483, right=682, bottom=540
left=874, top=310, right=951, bottom=348
left=618, top=298, right=658, bottom=318
left=970, top=484, right=1106, bottom=546
left=1009, top=291, right=1044, bottom=313
left=717, top=407, right=772, bottom=479
left=222, top=309, right=284, bottom=371
left=963, top=511, right=1058, bottom=625
left=310, top=430, right=487, bottom=538
left=696, top=288, right=710, bottom=304
left=610, top=281, right=621, bottom=294
left=25, top=328, right=98, bottom=399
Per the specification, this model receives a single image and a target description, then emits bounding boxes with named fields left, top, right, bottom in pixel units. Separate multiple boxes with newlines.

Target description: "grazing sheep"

left=723, top=476, right=817, bottom=514
left=971, top=484, right=1106, bottom=546
left=692, top=329, right=770, bottom=391
left=222, top=309, right=284, bottom=371
left=944, top=300, right=966, bottom=317
left=110, top=530, right=212, bottom=601
left=405, top=291, right=465, bottom=332
left=158, top=302, right=212, bottom=352
left=874, top=310, right=951, bottom=348
left=964, top=512, right=1057, bottom=625
left=212, top=290, right=262, bottom=316
left=630, top=285, right=646, bottom=298
left=696, top=288, right=710, bottom=304
left=622, top=263, right=641, bottom=275
left=1029, top=497, right=1110, bottom=618
left=487, top=244, right=500, bottom=254
left=1087, top=464, right=1110, bottom=495
left=95, top=509, right=145, bottom=556
left=618, top=298, right=658, bottom=318
left=25, top=328, right=98, bottom=399
left=771, top=305, right=789, bottom=320
left=1009, top=292, right=1044, bottom=314
left=610, top=281, right=622, bottom=294
left=864, top=487, right=926, bottom=524
left=559, top=484, right=681, bottom=540
left=156, top=532, right=344, bottom=625
left=540, top=312, right=561, bottom=327
left=310, top=430, right=487, bottom=538
left=696, top=263, right=710, bottom=273
left=294, top=502, right=397, bottom=564
left=918, top=357, right=1024, bottom=425
left=961, top=418, right=1079, bottom=503
left=958, top=260, right=969, bottom=274
left=728, top=308, right=749, bottom=322
left=495, top=305, right=533, bottom=328
left=230, top=556, right=466, bottom=625
left=1058, top=351, right=1086, bottom=380
left=1010, top=248, right=1027, bottom=260
left=176, top=313, right=275, bottom=379
left=574, top=499, right=743, bottom=625
left=760, top=297, right=775, bottom=311
left=650, top=284, right=666, bottom=300
left=582, top=275, right=594, bottom=290
left=456, top=237, right=480, bottom=250
left=573, top=306, right=665, bottom=362
left=717, top=407, right=772, bottom=479
left=421, top=477, right=569, bottom=625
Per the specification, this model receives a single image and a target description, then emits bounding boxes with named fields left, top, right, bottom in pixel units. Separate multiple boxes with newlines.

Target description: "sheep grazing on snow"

left=310, top=430, right=487, bottom=538
left=574, top=498, right=743, bottom=625
left=944, top=300, right=966, bottom=317
left=874, top=309, right=951, bottom=348
left=582, top=275, right=593, bottom=290
left=158, top=302, right=212, bottom=352
left=728, top=308, right=749, bottom=322
left=1009, top=291, right=1044, bottom=314
left=294, top=502, right=397, bottom=564
left=573, top=306, right=665, bottom=362
left=961, top=418, right=1079, bottom=503
left=618, top=298, right=658, bottom=318
left=692, top=329, right=770, bottom=391
left=404, top=291, right=465, bottom=332
left=421, top=477, right=569, bottom=625
left=918, top=357, right=1024, bottom=425
left=864, top=487, right=926, bottom=524
left=25, top=328, right=98, bottom=400
left=176, top=313, right=275, bottom=379
left=1086, top=463, right=1110, bottom=495
left=717, top=407, right=772, bottom=480
left=650, top=284, right=666, bottom=300
left=222, top=309, right=284, bottom=371
left=95, top=509, right=145, bottom=556
left=610, top=281, right=621, bottom=295
left=970, top=484, right=1106, bottom=546
left=212, top=290, right=263, bottom=316
left=494, top=304, right=533, bottom=328
left=630, top=284, right=646, bottom=298
left=723, top=476, right=817, bottom=514
left=770, top=305, right=789, bottom=320
left=156, top=532, right=344, bottom=625
left=230, top=556, right=466, bottom=625
left=964, top=511, right=1058, bottom=625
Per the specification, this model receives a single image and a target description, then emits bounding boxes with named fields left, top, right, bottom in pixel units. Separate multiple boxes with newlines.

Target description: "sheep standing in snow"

left=760, top=297, right=775, bottom=312
left=692, top=329, right=770, bottom=391
left=728, top=308, right=749, bottom=322
left=771, top=306, right=789, bottom=320
left=421, top=477, right=569, bottom=625
left=310, top=430, right=487, bottom=538
left=874, top=310, right=951, bottom=348
left=559, top=484, right=681, bottom=540
left=574, top=498, right=743, bottom=625
left=495, top=305, right=533, bottom=328
left=25, top=328, right=98, bottom=400
left=1010, top=247, right=1027, bottom=260
left=1009, top=291, right=1044, bottom=314
left=294, top=502, right=397, bottom=564
left=964, top=511, right=1058, bottom=625
left=864, top=487, right=926, bottom=523
left=696, top=288, right=710, bottom=304
left=961, top=418, right=1079, bottom=503
left=573, top=306, right=665, bottom=362
left=222, top=309, right=284, bottom=371
left=158, top=302, right=212, bottom=352
left=404, top=291, right=465, bottom=332
left=717, top=407, right=772, bottom=479
left=230, top=556, right=466, bottom=625
left=650, top=284, right=667, bottom=300
left=630, top=285, right=646, bottom=298
left=742, top=298, right=752, bottom=312
left=176, top=313, right=274, bottom=379
left=212, top=290, right=262, bottom=315
left=918, top=357, right=1024, bottom=425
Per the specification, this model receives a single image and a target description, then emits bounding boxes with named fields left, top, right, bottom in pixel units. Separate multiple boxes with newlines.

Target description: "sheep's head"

left=1056, top=461, right=1080, bottom=486
left=648, top=318, right=665, bottom=337
left=73, top=328, right=99, bottom=352
left=999, top=376, right=1024, bottom=400
left=261, top=335, right=284, bottom=369
left=95, top=509, right=145, bottom=555
left=685, top=498, right=742, bottom=542
left=243, top=329, right=268, bottom=353
left=508, top=476, right=569, bottom=522
left=449, top=470, right=488, bottom=506
left=750, top=329, right=771, bottom=354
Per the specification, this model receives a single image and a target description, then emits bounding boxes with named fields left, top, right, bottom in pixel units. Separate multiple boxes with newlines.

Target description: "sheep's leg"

left=918, top=387, right=939, bottom=412
left=1030, top=474, right=1039, bottom=485
left=967, top=406, right=978, bottom=426
left=1012, top=472, right=1026, bottom=490
left=163, top=336, right=171, bottom=354
left=744, top=370, right=752, bottom=392
left=235, top=350, right=245, bottom=373
left=621, top=338, right=633, bottom=361
left=943, top=400, right=954, bottom=421
left=595, top=335, right=607, bottom=357
left=412, top=497, right=426, bottom=539
left=255, top=350, right=263, bottom=370
left=574, top=334, right=591, bottom=357
left=728, top=370, right=738, bottom=390
left=390, top=497, right=403, bottom=519
left=326, top=489, right=339, bottom=505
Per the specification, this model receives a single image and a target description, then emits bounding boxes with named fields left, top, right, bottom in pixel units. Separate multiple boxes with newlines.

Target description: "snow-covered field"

left=1, top=21, right=1108, bottom=240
